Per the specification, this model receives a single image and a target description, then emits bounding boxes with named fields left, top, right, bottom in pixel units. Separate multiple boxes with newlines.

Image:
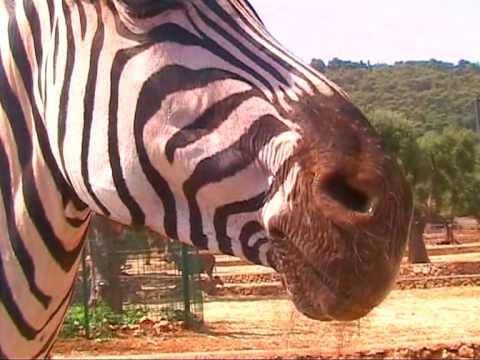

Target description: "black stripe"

left=227, top=0, right=330, bottom=95
left=39, top=272, right=78, bottom=335
left=7, top=11, right=86, bottom=269
left=193, top=3, right=290, bottom=87
left=0, top=142, right=43, bottom=339
left=77, top=0, right=87, bottom=39
left=33, top=282, right=77, bottom=359
left=107, top=5, right=277, bottom=103
left=0, top=60, right=51, bottom=308
left=53, top=22, right=59, bottom=84
left=265, top=153, right=299, bottom=204
left=65, top=214, right=90, bottom=228
left=213, top=192, right=265, bottom=255
left=183, top=114, right=289, bottom=248
left=81, top=2, right=109, bottom=216
left=22, top=0, right=42, bottom=66
left=108, top=47, right=149, bottom=226
left=65, top=209, right=92, bottom=228
left=203, top=1, right=315, bottom=89
left=240, top=220, right=268, bottom=264
left=242, top=0, right=264, bottom=25
left=22, top=163, right=85, bottom=271
left=46, top=0, right=54, bottom=32
left=57, top=1, right=76, bottom=189
left=22, top=0, right=43, bottom=103
left=134, top=65, right=249, bottom=238
left=165, top=89, right=259, bottom=163
left=0, top=57, right=32, bottom=167
left=180, top=15, right=277, bottom=98
left=119, top=0, right=181, bottom=19
left=0, top=201, right=82, bottom=346
left=0, top=280, right=34, bottom=351
left=16, top=21, right=88, bottom=214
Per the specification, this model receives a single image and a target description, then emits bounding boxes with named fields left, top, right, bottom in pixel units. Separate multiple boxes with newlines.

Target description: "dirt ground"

left=53, top=286, right=480, bottom=359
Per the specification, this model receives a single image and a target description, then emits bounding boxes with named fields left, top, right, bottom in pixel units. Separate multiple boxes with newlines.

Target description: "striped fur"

left=0, top=1, right=409, bottom=358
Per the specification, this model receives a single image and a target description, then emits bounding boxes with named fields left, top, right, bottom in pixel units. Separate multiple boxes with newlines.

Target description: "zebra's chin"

left=268, top=238, right=386, bottom=322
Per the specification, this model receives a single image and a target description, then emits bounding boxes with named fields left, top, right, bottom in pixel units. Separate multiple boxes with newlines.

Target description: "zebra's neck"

left=35, top=0, right=304, bottom=256
left=0, top=1, right=321, bottom=356
left=0, top=1, right=91, bottom=358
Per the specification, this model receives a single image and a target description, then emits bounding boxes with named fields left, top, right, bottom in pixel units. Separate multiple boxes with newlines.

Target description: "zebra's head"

left=261, top=95, right=412, bottom=321
left=63, top=0, right=411, bottom=321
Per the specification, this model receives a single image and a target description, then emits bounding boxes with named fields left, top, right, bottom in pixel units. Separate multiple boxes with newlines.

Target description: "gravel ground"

left=53, top=286, right=480, bottom=358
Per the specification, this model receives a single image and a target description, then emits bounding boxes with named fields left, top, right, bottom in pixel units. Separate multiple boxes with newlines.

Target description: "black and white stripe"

left=0, top=0, right=344, bottom=358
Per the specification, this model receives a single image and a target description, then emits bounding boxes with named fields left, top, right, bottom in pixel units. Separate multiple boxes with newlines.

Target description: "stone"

left=396, top=348, right=410, bottom=358
left=442, top=349, right=453, bottom=359
left=133, top=329, right=145, bottom=337
left=139, top=316, right=155, bottom=331
left=413, top=266, right=422, bottom=274
left=458, top=345, right=474, bottom=358
left=153, top=320, right=171, bottom=335
left=421, top=349, right=432, bottom=358
left=153, top=320, right=173, bottom=336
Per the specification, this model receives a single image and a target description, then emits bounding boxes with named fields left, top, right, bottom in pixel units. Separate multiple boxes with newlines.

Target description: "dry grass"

left=53, top=286, right=480, bottom=358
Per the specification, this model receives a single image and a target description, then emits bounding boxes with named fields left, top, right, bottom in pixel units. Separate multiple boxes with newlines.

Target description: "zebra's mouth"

left=268, top=235, right=380, bottom=322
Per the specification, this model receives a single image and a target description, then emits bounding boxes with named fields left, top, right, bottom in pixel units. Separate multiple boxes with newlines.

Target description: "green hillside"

left=311, top=59, right=480, bottom=131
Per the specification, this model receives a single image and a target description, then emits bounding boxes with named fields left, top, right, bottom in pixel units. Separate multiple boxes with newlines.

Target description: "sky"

left=249, top=0, right=480, bottom=65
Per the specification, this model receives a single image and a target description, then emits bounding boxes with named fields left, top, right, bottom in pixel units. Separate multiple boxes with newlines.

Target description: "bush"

left=60, top=303, right=147, bottom=339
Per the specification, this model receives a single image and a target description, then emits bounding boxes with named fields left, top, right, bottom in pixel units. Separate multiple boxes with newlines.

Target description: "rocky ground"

left=53, top=237, right=480, bottom=359
left=53, top=286, right=480, bottom=359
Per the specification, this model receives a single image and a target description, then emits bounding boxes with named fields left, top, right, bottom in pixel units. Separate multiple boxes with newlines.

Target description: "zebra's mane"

left=116, top=0, right=263, bottom=24
left=116, top=0, right=181, bottom=18
left=1, top=0, right=263, bottom=26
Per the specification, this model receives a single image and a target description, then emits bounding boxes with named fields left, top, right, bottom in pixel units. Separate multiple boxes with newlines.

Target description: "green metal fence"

left=63, top=222, right=204, bottom=339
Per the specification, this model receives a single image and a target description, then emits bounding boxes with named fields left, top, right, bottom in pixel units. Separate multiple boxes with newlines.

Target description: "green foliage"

left=312, top=58, right=480, bottom=220
left=60, top=303, right=147, bottom=339
left=311, top=59, right=480, bottom=131
left=367, top=109, right=423, bottom=184
left=60, top=303, right=198, bottom=339
left=417, top=127, right=480, bottom=218
left=369, top=109, right=480, bottom=219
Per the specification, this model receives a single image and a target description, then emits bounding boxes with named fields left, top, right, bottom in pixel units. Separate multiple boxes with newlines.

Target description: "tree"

left=87, top=216, right=169, bottom=312
left=370, top=110, right=480, bottom=262
left=310, top=58, right=326, bottom=73
left=368, top=109, right=430, bottom=263
left=88, top=215, right=127, bottom=312
left=417, top=127, right=480, bottom=234
left=322, top=60, right=480, bottom=130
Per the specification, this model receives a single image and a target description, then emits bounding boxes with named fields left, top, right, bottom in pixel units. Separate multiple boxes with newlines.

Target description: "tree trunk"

left=445, top=222, right=454, bottom=244
left=408, top=212, right=430, bottom=263
left=87, top=216, right=127, bottom=313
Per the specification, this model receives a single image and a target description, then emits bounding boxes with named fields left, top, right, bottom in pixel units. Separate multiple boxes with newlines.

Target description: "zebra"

left=0, top=0, right=412, bottom=358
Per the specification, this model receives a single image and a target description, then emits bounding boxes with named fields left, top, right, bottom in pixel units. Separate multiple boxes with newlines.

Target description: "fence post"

left=180, top=244, right=192, bottom=327
left=81, top=245, right=90, bottom=339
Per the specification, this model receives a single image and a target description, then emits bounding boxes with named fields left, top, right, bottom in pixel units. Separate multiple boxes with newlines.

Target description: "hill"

left=311, top=58, right=480, bottom=131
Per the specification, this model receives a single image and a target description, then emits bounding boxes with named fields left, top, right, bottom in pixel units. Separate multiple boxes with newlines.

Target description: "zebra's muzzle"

left=268, top=237, right=386, bottom=322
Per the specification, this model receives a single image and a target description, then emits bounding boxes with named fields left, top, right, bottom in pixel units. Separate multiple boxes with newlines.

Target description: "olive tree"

left=370, top=110, right=480, bottom=262
left=368, top=109, right=430, bottom=263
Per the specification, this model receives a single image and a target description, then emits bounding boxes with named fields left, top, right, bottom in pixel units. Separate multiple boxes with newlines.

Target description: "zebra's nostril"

left=321, top=173, right=370, bottom=213
left=269, top=227, right=287, bottom=241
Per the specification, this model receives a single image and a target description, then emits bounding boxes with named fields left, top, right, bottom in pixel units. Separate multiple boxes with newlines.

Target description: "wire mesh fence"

left=63, top=217, right=204, bottom=339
